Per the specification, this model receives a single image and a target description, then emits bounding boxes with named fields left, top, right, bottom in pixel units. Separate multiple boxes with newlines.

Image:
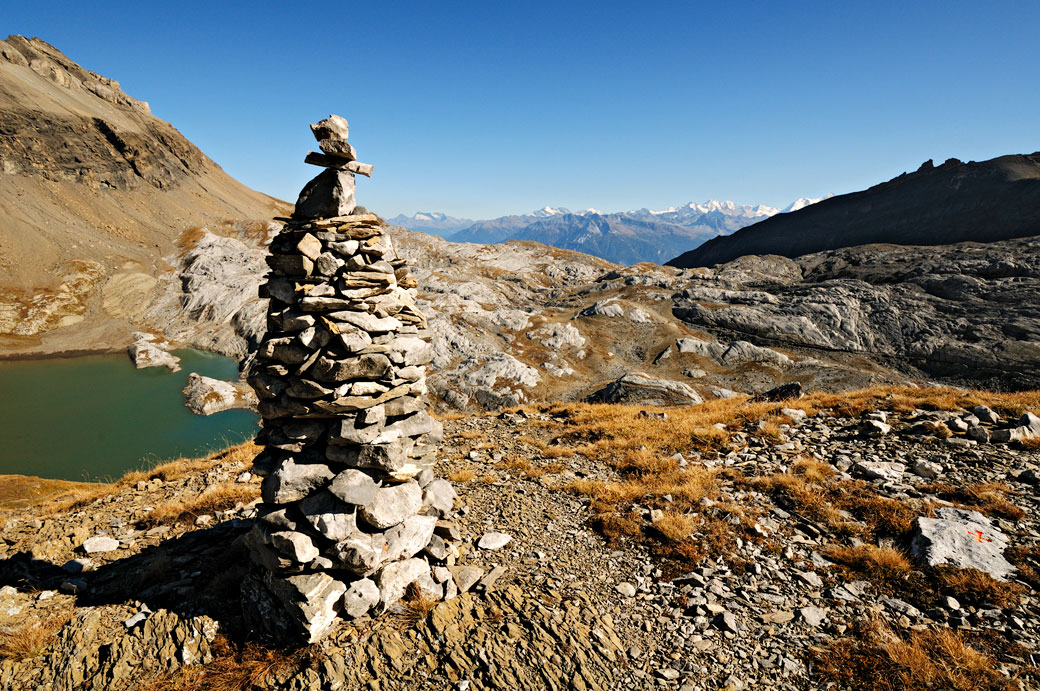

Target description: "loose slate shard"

left=245, top=115, right=461, bottom=645
left=305, top=152, right=373, bottom=176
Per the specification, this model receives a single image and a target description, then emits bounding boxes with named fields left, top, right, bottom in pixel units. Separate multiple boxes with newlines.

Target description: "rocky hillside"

left=152, top=219, right=1039, bottom=410
left=0, top=35, right=286, bottom=355
left=2, top=387, right=1040, bottom=689
left=672, top=237, right=1040, bottom=391
left=669, top=153, right=1040, bottom=268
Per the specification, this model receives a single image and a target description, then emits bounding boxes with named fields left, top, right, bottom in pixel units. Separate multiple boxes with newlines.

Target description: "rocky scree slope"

left=669, top=153, right=1040, bottom=268
left=2, top=390, right=1040, bottom=689
left=0, top=35, right=285, bottom=355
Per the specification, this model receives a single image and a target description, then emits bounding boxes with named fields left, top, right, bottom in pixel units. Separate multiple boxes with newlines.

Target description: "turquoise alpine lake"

left=0, top=349, right=259, bottom=481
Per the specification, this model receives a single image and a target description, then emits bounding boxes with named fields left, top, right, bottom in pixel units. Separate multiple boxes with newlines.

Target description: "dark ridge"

left=666, top=153, right=1040, bottom=268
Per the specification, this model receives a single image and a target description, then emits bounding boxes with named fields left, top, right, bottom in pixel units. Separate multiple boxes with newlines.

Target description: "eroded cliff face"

left=0, top=35, right=286, bottom=354
left=672, top=238, right=1040, bottom=390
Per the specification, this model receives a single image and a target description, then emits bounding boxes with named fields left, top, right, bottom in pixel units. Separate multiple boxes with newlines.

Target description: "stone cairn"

left=241, top=115, right=460, bottom=644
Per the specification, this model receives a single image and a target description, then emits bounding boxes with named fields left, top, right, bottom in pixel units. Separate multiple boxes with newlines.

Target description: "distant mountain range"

left=388, top=197, right=830, bottom=265
left=667, top=154, right=1040, bottom=268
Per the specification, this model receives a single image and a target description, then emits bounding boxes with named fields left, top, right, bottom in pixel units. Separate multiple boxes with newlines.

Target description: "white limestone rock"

left=127, top=332, right=181, bottom=372
left=81, top=536, right=119, bottom=554
left=182, top=372, right=256, bottom=415
left=910, top=507, right=1015, bottom=580
left=360, top=481, right=423, bottom=529
left=375, top=558, right=431, bottom=611
left=341, top=578, right=380, bottom=618
left=261, top=458, right=335, bottom=504
left=587, top=372, right=703, bottom=406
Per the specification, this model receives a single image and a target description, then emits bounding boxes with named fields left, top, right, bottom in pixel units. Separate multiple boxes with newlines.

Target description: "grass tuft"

left=136, top=636, right=314, bottom=691
left=920, top=482, right=1026, bottom=522
left=141, top=483, right=258, bottom=527
left=812, top=618, right=1017, bottom=690
left=0, top=609, right=72, bottom=660
left=822, top=544, right=913, bottom=584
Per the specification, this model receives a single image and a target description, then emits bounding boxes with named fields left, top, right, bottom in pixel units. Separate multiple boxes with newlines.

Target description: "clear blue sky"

left=5, top=1, right=1039, bottom=219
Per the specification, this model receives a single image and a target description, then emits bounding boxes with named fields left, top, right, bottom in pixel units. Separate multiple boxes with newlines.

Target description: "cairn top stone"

left=310, top=114, right=357, bottom=159
left=311, top=114, right=349, bottom=146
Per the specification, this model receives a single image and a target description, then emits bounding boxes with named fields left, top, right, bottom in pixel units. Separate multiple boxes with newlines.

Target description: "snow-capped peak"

left=780, top=194, right=834, bottom=213
left=414, top=212, right=448, bottom=221
left=530, top=206, right=570, bottom=218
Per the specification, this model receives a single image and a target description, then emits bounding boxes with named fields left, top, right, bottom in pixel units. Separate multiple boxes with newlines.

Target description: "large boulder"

left=586, top=372, right=703, bottom=406
left=910, top=507, right=1015, bottom=580
left=293, top=169, right=356, bottom=220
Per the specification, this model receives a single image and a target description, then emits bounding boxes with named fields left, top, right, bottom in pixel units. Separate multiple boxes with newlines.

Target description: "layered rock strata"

left=241, top=116, right=458, bottom=644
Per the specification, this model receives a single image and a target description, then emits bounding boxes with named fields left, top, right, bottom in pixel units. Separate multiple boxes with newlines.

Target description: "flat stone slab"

left=81, top=536, right=119, bottom=553
left=910, top=507, right=1015, bottom=580
left=854, top=461, right=905, bottom=482
left=477, top=532, right=512, bottom=550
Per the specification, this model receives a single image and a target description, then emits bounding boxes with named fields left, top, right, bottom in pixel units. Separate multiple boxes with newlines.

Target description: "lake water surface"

left=0, top=350, right=259, bottom=481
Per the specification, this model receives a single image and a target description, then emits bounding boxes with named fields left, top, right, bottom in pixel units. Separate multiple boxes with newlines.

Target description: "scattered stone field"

left=1, top=388, right=1039, bottom=690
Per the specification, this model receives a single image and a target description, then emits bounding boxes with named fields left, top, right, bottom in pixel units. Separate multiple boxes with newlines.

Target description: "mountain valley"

left=392, top=199, right=830, bottom=265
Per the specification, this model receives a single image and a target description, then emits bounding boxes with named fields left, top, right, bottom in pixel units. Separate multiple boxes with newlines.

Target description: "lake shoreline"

left=0, top=345, right=123, bottom=362
left=0, top=349, right=260, bottom=481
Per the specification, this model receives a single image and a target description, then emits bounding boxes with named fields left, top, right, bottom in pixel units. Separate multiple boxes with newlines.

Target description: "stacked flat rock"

left=241, top=115, right=460, bottom=644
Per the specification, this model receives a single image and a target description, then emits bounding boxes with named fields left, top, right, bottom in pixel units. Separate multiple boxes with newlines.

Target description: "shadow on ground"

left=0, top=521, right=253, bottom=636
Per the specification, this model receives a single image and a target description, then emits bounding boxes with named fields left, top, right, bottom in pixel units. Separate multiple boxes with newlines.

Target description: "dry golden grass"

left=177, top=225, right=208, bottom=255
left=137, top=636, right=313, bottom=691
left=791, top=457, right=837, bottom=483
left=529, top=386, right=1040, bottom=470
left=517, top=435, right=587, bottom=460
left=822, top=544, right=913, bottom=584
left=1022, top=437, right=1040, bottom=451
left=27, top=443, right=260, bottom=519
left=801, top=385, right=1040, bottom=419
left=935, top=566, right=1025, bottom=609
left=522, top=385, right=1038, bottom=570
left=748, top=472, right=843, bottom=527
left=447, top=467, right=477, bottom=483
left=569, top=464, right=719, bottom=514
left=748, top=471, right=917, bottom=541
left=812, top=619, right=1017, bottom=691
left=920, top=482, right=1026, bottom=522
left=141, top=483, right=259, bottom=528
left=1007, top=545, right=1040, bottom=590
left=496, top=455, right=566, bottom=479
left=0, top=609, right=72, bottom=661
left=755, top=418, right=785, bottom=441
left=651, top=512, right=697, bottom=542
left=385, top=583, right=441, bottom=632
left=0, top=476, right=109, bottom=513
left=121, top=443, right=260, bottom=486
